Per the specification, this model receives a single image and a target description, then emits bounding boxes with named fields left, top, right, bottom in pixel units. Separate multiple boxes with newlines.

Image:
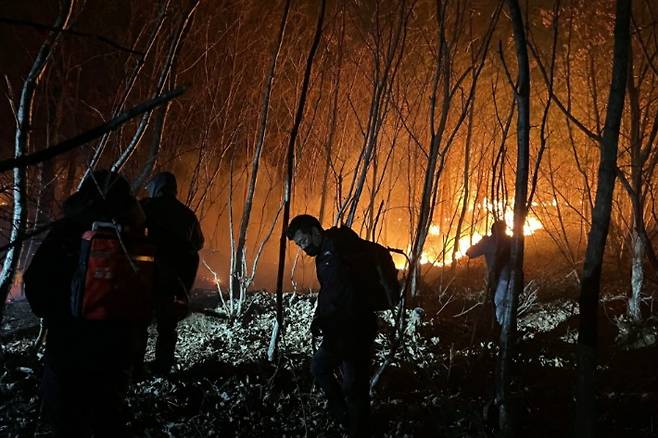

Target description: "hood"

left=63, top=170, right=144, bottom=228
left=146, top=171, right=177, bottom=198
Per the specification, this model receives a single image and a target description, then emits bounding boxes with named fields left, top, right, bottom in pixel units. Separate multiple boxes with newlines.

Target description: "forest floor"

left=1, top=266, right=657, bottom=437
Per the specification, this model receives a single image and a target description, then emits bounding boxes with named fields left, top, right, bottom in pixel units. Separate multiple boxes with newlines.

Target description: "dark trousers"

left=311, top=337, right=373, bottom=437
left=154, top=299, right=179, bottom=369
left=41, top=364, right=130, bottom=438
left=135, top=295, right=183, bottom=372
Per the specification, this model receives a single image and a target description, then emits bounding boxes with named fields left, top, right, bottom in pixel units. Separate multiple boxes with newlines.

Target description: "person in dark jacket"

left=466, top=220, right=512, bottom=325
left=286, top=214, right=377, bottom=438
left=24, top=170, right=145, bottom=438
left=138, top=171, right=204, bottom=374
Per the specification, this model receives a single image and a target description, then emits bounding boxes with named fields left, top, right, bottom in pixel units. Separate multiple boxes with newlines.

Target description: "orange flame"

left=391, top=209, right=543, bottom=270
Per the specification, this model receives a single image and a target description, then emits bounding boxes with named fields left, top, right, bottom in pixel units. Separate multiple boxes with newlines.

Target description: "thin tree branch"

left=0, top=86, right=186, bottom=173
left=0, top=16, right=143, bottom=56
left=528, top=39, right=602, bottom=143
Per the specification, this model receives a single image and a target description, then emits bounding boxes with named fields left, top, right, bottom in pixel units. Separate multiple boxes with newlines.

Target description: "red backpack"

left=71, top=222, right=155, bottom=321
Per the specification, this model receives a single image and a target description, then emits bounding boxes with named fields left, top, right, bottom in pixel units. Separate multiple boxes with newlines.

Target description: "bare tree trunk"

left=408, top=3, right=451, bottom=296
left=21, top=73, right=61, bottom=273
left=318, top=79, right=339, bottom=224
left=626, top=45, right=645, bottom=321
left=617, top=35, right=658, bottom=320
left=131, top=103, right=168, bottom=192
left=85, top=0, right=171, bottom=175
left=21, top=75, right=61, bottom=276
left=273, top=0, right=326, bottom=342
left=618, top=172, right=658, bottom=310
left=451, top=98, right=474, bottom=270
left=496, top=1, right=530, bottom=436
left=231, top=0, right=291, bottom=305
left=408, top=1, right=501, bottom=297
left=575, top=1, right=631, bottom=436
left=112, top=0, right=199, bottom=172
left=0, top=87, right=185, bottom=174
left=318, top=11, right=345, bottom=225
left=527, top=0, right=559, bottom=208
left=629, top=222, right=645, bottom=320
left=0, top=0, right=74, bottom=326
left=340, top=1, right=409, bottom=227
left=62, top=148, right=78, bottom=197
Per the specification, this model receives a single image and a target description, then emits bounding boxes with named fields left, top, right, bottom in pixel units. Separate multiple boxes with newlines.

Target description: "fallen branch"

left=453, top=301, right=482, bottom=318
left=0, top=85, right=186, bottom=173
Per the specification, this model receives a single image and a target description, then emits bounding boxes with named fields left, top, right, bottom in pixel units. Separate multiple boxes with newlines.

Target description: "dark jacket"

left=24, top=171, right=145, bottom=372
left=141, top=195, right=203, bottom=296
left=314, top=227, right=376, bottom=346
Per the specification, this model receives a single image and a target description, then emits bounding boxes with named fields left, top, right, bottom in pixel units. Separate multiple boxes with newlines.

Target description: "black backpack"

left=327, top=226, right=401, bottom=311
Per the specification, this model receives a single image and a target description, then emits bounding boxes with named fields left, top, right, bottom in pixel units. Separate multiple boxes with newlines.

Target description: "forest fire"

left=0, top=0, right=656, bottom=436
left=392, top=211, right=544, bottom=270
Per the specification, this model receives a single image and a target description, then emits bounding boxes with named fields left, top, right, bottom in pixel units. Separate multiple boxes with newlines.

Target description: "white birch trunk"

left=629, top=223, right=644, bottom=321
left=0, top=1, right=75, bottom=323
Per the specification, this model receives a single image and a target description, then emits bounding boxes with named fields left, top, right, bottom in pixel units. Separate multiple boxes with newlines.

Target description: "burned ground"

left=1, top=276, right=657, bottom=437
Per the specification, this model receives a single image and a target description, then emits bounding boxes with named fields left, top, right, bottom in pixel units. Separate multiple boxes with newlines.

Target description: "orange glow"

left=503, top=210, right=543, bottom=236
left=391, top=209, right=543, bottom=270
left=392, top=253, right=408, bottom=270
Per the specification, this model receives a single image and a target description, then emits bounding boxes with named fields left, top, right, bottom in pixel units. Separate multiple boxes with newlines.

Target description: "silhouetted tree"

left=576, top=1, right=631, bottom=436
left=0, top=0, right=74, bottom=326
